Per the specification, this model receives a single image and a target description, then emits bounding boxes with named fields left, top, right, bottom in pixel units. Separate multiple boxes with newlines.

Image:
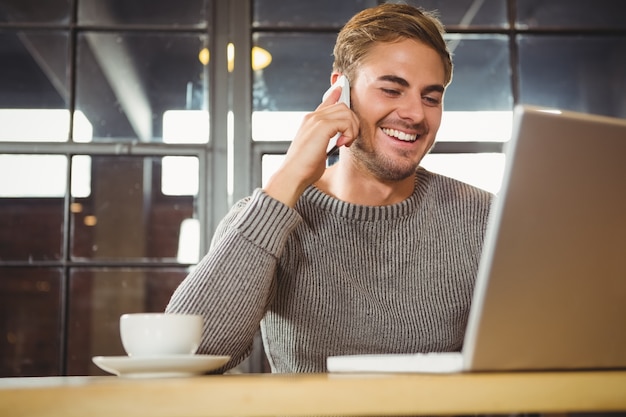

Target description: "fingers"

left=316, top=85, right=358, bottom=149
left=303, top=104, right=358, bottom=151
left=262, top=91, right=358, bottom=205
left=318, top=85, right=344, bottom=109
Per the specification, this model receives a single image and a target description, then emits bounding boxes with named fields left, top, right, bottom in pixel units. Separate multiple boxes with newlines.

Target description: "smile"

left=381, top=128, right=418, bottom=142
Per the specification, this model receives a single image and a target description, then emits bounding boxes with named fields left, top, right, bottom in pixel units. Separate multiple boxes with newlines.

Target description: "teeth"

left=382, top=128, right=418, bottom=142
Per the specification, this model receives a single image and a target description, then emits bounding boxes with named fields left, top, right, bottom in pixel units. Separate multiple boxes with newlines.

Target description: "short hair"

left=333, top=3, right=453, bottom=86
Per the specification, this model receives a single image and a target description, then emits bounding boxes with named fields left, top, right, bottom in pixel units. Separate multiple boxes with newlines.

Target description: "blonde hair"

left=333, top=3, right=453, bottom=86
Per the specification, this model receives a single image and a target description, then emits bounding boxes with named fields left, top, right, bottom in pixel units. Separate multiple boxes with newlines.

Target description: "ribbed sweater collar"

left=300, top=168, right=431, bottom=222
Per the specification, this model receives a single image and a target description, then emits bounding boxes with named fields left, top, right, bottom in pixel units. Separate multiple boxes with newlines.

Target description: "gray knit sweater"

left=166, top=167, right=493, bottom=373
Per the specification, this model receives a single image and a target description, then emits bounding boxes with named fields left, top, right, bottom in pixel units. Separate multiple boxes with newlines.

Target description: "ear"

left=330, top=73, right=343, bottom=85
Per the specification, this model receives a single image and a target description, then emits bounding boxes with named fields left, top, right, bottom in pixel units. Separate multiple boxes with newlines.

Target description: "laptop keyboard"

left=327, top=352, right=464, bottom=373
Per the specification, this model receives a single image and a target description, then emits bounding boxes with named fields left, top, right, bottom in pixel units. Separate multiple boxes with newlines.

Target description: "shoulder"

left=212, top=189, right=302, bottom=247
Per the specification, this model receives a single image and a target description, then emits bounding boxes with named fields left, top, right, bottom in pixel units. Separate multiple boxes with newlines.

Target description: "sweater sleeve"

left=165, top=188, right=302, bottom=372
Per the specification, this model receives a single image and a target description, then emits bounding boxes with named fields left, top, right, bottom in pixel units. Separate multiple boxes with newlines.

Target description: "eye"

left=381, top=88, right=401, bottom=97
left=422, top=95, right=441, bottom=106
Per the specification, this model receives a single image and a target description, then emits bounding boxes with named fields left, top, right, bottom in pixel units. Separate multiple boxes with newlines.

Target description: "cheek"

left=352, top=106, right=382, bottom=143
left=352, top=95, right=387, bottom=128
left=426, top=109, right=443, bottom=133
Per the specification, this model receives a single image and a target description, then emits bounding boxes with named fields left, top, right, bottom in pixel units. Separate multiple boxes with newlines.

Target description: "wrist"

left=263, top=168, right=308, bottom=208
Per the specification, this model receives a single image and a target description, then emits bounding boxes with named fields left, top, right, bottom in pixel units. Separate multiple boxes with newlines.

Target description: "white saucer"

left=92, top=354, right=230, bottom=378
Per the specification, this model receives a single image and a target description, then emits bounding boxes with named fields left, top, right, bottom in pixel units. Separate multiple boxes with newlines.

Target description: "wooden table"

left=1, top=371, right=626, bottom=417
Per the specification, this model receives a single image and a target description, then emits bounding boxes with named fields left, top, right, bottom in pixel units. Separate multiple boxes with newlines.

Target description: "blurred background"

left=1, top=0, right=625, bottom=376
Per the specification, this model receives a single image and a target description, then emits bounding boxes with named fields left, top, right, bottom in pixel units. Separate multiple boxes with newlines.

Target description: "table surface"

left=2, top=370, right=626, bottom=417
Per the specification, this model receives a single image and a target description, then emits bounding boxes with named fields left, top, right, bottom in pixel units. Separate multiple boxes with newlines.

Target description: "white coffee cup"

left=119, top=313, right=203, bottom=357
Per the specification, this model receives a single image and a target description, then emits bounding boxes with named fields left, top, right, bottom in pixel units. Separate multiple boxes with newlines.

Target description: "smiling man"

left=315, top=38, right=447, bottom=205
left=167, top=3, right=493, bottom=373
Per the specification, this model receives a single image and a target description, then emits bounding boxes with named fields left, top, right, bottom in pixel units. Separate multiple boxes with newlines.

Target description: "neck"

left=315, top=159, right=416, bottom=206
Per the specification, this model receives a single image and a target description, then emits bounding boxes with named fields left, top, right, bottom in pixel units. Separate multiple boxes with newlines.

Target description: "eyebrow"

left=378, top=74, right=445, bottom=94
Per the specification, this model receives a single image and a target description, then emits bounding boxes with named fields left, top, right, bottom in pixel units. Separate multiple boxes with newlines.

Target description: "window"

left=1, top=0, right=625, bottom=377
left=0, top=0, right=214, bottom=377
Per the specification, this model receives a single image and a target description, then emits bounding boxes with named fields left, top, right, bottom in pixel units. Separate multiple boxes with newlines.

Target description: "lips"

left=381, top=127, right=418, bottom=142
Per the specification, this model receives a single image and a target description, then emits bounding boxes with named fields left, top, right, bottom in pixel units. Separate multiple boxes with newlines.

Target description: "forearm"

left=166, top=233, right=277, bottom=371
left=165, top=189, right=302, bottom=371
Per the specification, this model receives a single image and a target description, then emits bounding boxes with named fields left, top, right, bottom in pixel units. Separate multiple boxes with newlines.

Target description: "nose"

left=396, top=94, right=426, bottom=124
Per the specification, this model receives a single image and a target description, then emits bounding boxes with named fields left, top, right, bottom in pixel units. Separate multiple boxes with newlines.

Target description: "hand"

left=263, top=86, right=359, bottom=207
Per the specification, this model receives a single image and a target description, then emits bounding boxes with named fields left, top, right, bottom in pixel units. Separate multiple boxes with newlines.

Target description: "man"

left=166, top=3, right=492, bottom=373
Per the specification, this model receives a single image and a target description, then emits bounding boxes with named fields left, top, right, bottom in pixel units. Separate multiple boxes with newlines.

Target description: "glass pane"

left=253, top=0, right=376, bottom=28
left=0, top=155, right=66, bottom=261
left=0, top=268, right=63, bottom=377
left=0, top=0, right=71, bottom=24
left=70, top=156, right=199, bottom=261
left=0, top=155, right=67, bottom=198
left=421, top=153, right=505, bottom=194
left=518, top=35, right=626, bottom=118
left=0, top=110, right=91, bottom=143
left=261, top=154, right=284, bottom=187
left=253, top=33, right=337, bottom=112
left=252, top=33, right=339, bottom=141
left=66, top=268, right=188, bottom=376
left=0, top=31, right=69, bottom=142
left=75, top=32, right=209, bottom=142
left=439, top=111, right=512, bottom=143
left=404, top=0, right=508, bottom=28
left=78, top=0, right=210, bottom=27
left=441, top=34, right=512, bottom=143
left=162, top=156, right=200, bottom=196
left=517, top=0, right=626, bottom=30
left=444, top=35, right=512, bottom=112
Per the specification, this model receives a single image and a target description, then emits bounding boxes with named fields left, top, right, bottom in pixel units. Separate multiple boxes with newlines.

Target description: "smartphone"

left=322, top=75, right=350, bottom=155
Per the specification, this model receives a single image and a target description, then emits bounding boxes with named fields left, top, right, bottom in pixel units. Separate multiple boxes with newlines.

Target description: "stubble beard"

left=350, top=127, right=424, bottom=182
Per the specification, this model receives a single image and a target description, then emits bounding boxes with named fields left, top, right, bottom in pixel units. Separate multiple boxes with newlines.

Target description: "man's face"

left=347, top=38, right=446, bottom=181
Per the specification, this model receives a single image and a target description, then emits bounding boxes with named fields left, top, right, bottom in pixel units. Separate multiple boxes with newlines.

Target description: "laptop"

left=327, top=105, right=626, bottom=373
